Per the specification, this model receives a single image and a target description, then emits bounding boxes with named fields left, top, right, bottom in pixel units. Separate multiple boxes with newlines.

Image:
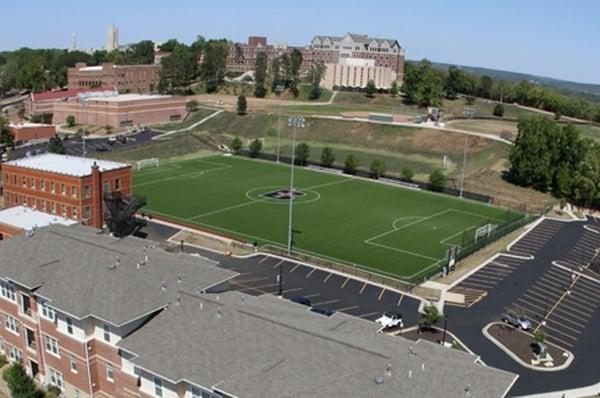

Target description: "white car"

left=375, top=312, right=403, bottom=329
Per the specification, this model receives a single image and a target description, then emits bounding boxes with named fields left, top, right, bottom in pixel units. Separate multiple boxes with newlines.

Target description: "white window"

left=74, top=390, right=81, bottom=398
left=102, top=323, right=110, bottom=342
left=41, top=303, right=56, bottom=322
left=191, top=387, right=212, bottom=398
left=9, top=346, right=22, bottom=363
left=44, top=335, right=59, bottom=357
left=5, top=315, right=19, bottom=334
left=0, top=281, right=16, bottom=302
left=154, top=377, right=163, bottom=397
left=66, top=317, right=73, bottom=334
left=48, top=368, right=64, bottom=389
left=70, top=355, right=78, bottom=373
left=106, top=363, right=114, bottom=382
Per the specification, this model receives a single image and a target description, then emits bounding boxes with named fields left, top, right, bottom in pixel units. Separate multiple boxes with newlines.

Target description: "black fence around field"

left=239, top=150, right=493, bottom=204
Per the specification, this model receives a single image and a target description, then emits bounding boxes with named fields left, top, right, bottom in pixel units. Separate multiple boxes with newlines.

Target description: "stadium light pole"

left=275, top=84, right=286, bottom=163
left=459, top=106, right=475, bottom=198
left=287, top=115, right=305, bottom=255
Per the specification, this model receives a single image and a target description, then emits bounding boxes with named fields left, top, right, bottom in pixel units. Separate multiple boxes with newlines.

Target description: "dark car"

left=290, top=296, right=311, bottom=307
left=95, top=144, right=110, bottom=152
left=310, top=307, right=333, bottom=316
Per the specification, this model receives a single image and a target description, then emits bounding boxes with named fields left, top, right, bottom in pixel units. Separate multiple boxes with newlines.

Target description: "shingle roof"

left=119, top=291, right=517, bottom=398
left=0, top=225, right=237, bottom=325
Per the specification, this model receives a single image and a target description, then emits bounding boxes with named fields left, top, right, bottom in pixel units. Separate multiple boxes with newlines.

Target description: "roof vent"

left=465, top=384, right=472, bottom=398
left=161, top=280, right=167, bottom=291
left=374, top=376, right=384, bottom=385
left=216, top=308, right=223, bottom=318
left=199, top=302, right=203, bottom=310
left=176, top=294, right=181, bottom=306
left=25, top=229, right=35, bottom=238
left=143, top=246, right=148, bottom=264
left=408, top=370, right=412, bottom=379
left=408, top=346, right=416, bottom=356
left=109, top=256, right=120, bottom=270
left=177, top=274, right=182, bottom=284
left=385, top=364, right=392, bottom=377
left=197, top=286, right=204, bottom=295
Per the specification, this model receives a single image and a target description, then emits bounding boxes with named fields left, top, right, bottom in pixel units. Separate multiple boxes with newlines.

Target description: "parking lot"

left=220, top=254, right=421, bottom=325
left=8, top=129, right=159, bottom=160
left=507, top=218, right=565, bottom=257
left=510, top=265, right=600, bottom=349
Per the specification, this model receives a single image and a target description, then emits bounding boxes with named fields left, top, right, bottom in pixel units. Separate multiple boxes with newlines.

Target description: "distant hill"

left=425, top=61, right=600, bottom=102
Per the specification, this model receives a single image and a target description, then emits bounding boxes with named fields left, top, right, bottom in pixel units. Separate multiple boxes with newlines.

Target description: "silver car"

left=502, top=313, right=532, bottom=330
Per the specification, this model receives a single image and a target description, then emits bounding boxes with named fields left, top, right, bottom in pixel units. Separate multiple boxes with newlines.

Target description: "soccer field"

left=133, top=155, right=521, bottom=281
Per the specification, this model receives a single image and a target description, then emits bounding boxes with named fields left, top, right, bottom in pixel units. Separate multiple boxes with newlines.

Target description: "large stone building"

left=68, top=62, right=160, bottom=94
left=52, top=93, right=187, bottom=129
left=1, top=154, right=132, bottom=229
left=225, top=33, right=405, bottom=81
left=0, top=223, right=518, bottom=398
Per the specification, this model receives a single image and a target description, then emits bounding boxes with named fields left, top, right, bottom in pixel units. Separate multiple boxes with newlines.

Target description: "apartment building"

left=52, top=93, right=187, bottom=129
left=226, top=36, right=290, bottom=73
left=309, top=33, right=405, bottom=80
left=68, top=63, right=160, bottom=94
left=1, top=154, right=132, bottom=229
left=0, top=224, right=236, bottom=397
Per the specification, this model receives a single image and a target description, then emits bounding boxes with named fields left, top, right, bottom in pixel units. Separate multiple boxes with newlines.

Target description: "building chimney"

left=91, top=161, right=103, bottom=229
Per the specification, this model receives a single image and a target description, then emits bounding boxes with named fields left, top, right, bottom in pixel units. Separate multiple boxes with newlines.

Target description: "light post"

left=275, top=84, right=285, bottom=163
left=459, top=106, right=475, bottom=198
left=287, top=115, right=305, bottom=255
left=277, top=264, right=283, bottom=296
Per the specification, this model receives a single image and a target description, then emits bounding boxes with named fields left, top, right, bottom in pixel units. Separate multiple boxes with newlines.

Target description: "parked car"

left=310, top=307, right=333, bottom=316
left=289, top=296, right=311, bottom=307
left=95, top=144, right=110, bottom=152
left=375, top=312, right=403, bottom=329
left=502, top=313, right=532, bottom=330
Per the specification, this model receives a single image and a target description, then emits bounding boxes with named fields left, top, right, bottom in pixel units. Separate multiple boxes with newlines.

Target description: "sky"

left=4, top=0, right=600, bottom=84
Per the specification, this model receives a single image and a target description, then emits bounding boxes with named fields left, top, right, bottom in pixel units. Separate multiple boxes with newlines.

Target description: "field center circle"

left=245, top=186, right=321, bottom=205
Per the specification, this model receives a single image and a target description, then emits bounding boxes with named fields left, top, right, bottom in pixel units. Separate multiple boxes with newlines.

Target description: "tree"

left=364, top=80, right=377, bottom=98
left=231, top=136, right=242, bottom=154
left=295, top=142, right=310, bottom=166
left=534, top=328, right=546, bottom=344
left=3, top=363, right=44, bottom=398
left=418, top=305, right=445, bottom=331
left=343, top=154, right=359, bottom=175
left=308, top=61, right=326, bottom=100
left=493, top=103, right=505, bottom=117
left=254, top=52, right=268, bottom=98
left=129, top=40, right=155, bottom=64
left=159, top=39, right=181, bottom=52
left=478, top=75, right=493, bottom=98
left=288, top=49, right=303, bottom=97
left=401, top=167, right=414, bottom=182
left=47, top=134, right=66, bottom=154
left=270, top=57, right=283, bottom=93
left=390, top=81, right=399, bottom=97
left=66, top=115, right=75, bottom=127
left=200, top=40, right=229, bottom=93
left=186, top=99, right=199, bottom=112
left=554, top=111, right=562, bottom=120
left=321, top=146, right=335, bottom=167
left=248, top=138, right=262, bottom=158
left=402, top=60, right=445, bottom=107
left=0, top=116, right=15, bottom=147
left=158, top=44, right=195, bottom=94
left=370, top=159, right=386, bottom=179
left=237, top=95, right=247, bottom=115
left=429, top=169, right=447, bottom=191
left=445, top=66, right=467, bottom=99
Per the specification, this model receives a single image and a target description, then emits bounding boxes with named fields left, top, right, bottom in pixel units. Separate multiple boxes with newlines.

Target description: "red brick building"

left=68, top=63, right=160, bottom=94
left=9, top=123, right=55, bottom=143
left=23, top=87, right=113, bottom=119
left=1, top=154, right=132, bottom=229
left=52, top=94, right=187, bottom=129
left=227, top=36, right=290, bottom=73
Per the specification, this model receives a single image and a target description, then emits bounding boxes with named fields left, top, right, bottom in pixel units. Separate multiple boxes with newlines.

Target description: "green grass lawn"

left=134, top=155, right=520, bottom=281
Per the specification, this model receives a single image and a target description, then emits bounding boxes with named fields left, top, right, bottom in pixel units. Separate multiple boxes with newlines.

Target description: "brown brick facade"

left=1, top=163, right=132, bottom=229
left=68, top=63, right=160, bottom=94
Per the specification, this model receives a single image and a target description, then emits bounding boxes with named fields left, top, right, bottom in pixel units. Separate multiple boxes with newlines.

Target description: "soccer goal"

left=474, top=223, right=498, bottom=243
left=136, top=158, right=159, bottom=171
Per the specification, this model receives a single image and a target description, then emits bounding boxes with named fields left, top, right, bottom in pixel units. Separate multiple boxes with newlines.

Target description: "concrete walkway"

left=152, top=109, right=224, bottom=140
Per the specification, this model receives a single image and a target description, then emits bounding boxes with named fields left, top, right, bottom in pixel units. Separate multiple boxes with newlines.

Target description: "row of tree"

left=229, top=136, right=448, bottom=189
left=509, top=116, right=600, bottom=207
left=402, top=60, right=600, bottom=123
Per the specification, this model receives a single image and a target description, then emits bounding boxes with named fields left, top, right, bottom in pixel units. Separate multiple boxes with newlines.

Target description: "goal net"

left=136, top=158, right=159, bottom=171
left=474, top=223, right=498, bottom=243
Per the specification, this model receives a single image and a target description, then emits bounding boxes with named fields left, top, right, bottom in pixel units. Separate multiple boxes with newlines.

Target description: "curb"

left=482, top=322, right=574, bottom=372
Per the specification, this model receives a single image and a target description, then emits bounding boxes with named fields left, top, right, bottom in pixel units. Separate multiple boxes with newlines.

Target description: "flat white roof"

left=79, top=66, right=103, bottom=71
left=0, top=206, right=77, bottom=231
left=4, top=153, right=129, bottom=177
left=91, top=93, right=173, bottom=102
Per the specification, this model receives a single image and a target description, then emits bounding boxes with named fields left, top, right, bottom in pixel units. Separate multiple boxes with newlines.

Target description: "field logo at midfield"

left=246, top=186, right=320, bottom=205
left=262, top=189, right=305, bottom=200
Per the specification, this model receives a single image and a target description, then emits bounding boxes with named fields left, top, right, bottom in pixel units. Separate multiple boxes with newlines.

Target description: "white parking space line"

left=518, top=294, right=547, bottom=308
left=545, top=319, right=583, bottom=335
left=273, top=259, right=285, bottom=269
left=529, top=285, right=562, bottom=299
left=545, top=311, right=585, bottom=328
left=557, top=301, right=594, bottom=318
left=543, top=324, right=578, bottom=341
left=359, top=283, right=368, bottom=294
left=469, top=273, right=504, bottom=281
left=539, top=276, right=568, bottom=289
left=545, top=333, right=574, bottom=348
left=334, top=305, right=359, bottom=312
left=304, top=293, right=321, bottom=299
left=553, top=305, right=591, bottom=322
left=312, top=299, right=340, bottom=307
left=290, top=264, right=300, bottom=273
left=258, top=256, right=269, bottom=264
left=341, top=278, right=350, bottom=288
left=489, top=262, right=516, bottom=269
left=461, top=280, right=495, bottom=289
left=306, top=268, right=317, bottom=278
left=284, top=287, right=303, bottom=294
left=358, top=311, right=379, bottom=319
left=562, top=292, right=599, bottom=307
left=236, top=276, right=269, bottom=284
left=323, top=273, right=332, bottom=283
left=478, top=268, right=512, bottom=276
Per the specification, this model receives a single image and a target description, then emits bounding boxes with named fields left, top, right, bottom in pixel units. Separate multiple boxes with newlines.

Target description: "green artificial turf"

left=134, top=155, right=521, bottom=281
